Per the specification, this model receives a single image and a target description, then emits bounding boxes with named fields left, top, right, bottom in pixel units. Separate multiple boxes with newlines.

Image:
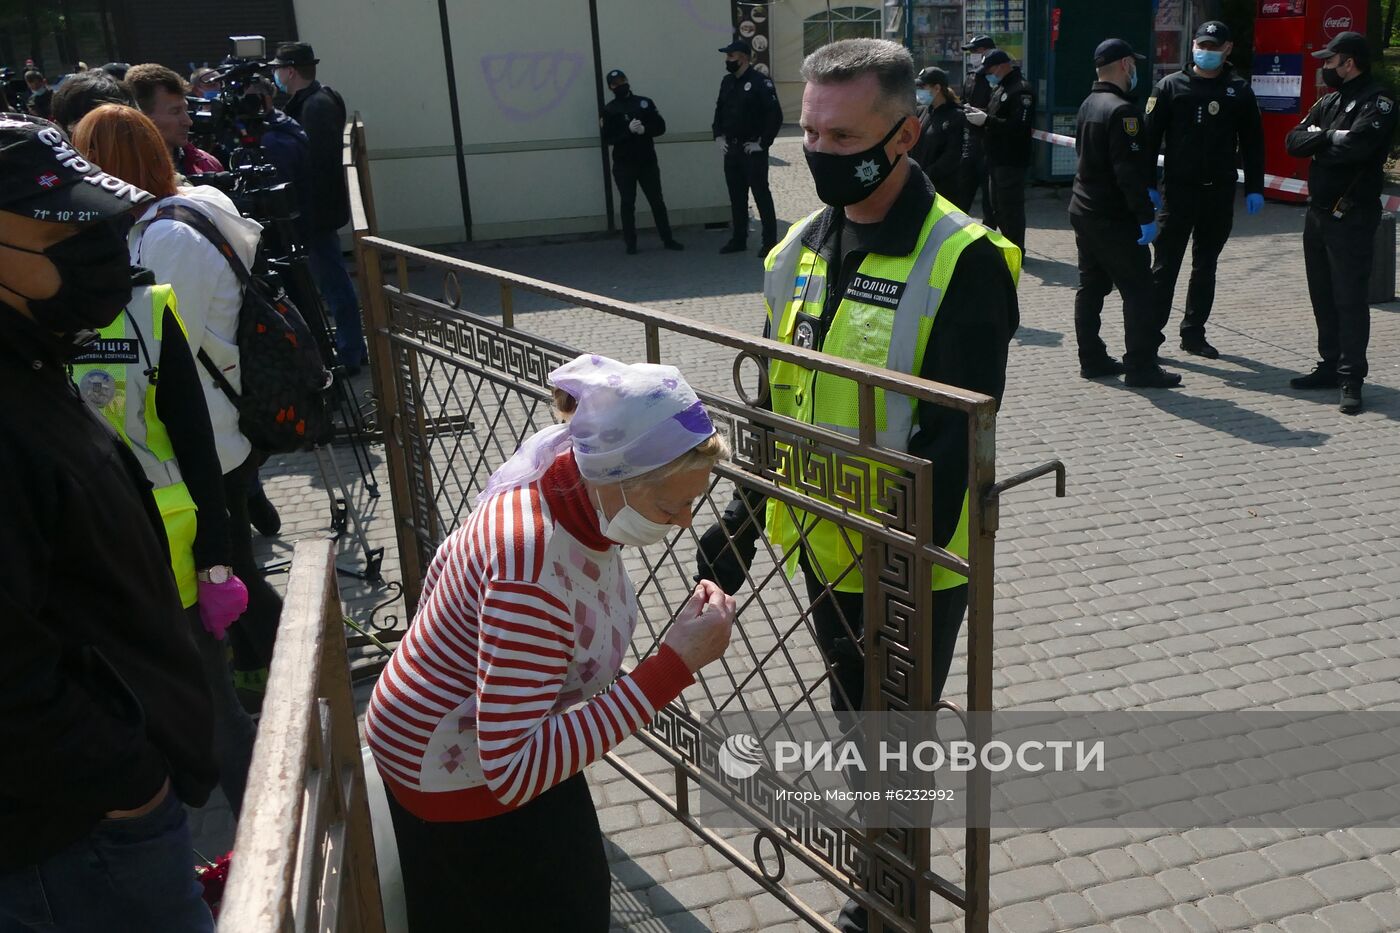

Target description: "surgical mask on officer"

left=725, top=59, right=741, bottom=75
left=986, top=72, right=1002, bottom=87
left=1127, top=62, right=1139, bottom=92
left=1193, top=47, right=1225, bottom=71
left=611, top=82, right=630, bottom=99
left=803, top=117, right=907, bottom=208
left=0, top=220, right=139, bottom=334
left=969, top=54, right=985, bottom=69
left=1321, top=58, right=1352, bottom=89
left=915, top=87, right=933, bottom=106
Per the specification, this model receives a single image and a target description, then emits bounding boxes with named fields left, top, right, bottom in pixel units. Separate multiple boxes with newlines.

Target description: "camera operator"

left=190, top=67, right=223, bottom=100
left=269, top=42, right=366, bottom=372
left=70, top=102, right=286, bottom=708
left=50, top=68, right=135, bottom=134
left=241, top=76, right=312, bottom=230
left=124, top=63, right=225, bottom=177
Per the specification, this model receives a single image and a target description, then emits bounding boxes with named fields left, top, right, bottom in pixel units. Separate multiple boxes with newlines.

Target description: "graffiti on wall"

left=481, top=50, right=586, bottom=122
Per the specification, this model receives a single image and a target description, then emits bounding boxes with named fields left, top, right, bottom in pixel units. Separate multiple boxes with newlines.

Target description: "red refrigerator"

left=1253, top=0, right=1368, bottom=202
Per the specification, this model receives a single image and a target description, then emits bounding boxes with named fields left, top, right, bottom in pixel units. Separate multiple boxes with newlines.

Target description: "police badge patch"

left=794, top=320, right=816, bottom=349
left=1145, top=96, right=1157, bottom=114
left=1208, top=100, right=1220, bottom=116
left=640, top=99, right=649, bottom=109
left=1380, top=98, right=1394, bottom=114
left=1123, top=117, right=1139, bottom=136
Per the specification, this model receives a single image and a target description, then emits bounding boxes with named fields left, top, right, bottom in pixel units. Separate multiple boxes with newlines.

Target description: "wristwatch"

left=197, top=565, right=234, bottom=584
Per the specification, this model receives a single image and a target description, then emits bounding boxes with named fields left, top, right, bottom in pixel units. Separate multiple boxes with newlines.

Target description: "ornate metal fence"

left=347, top=121, right=1061, bottom=932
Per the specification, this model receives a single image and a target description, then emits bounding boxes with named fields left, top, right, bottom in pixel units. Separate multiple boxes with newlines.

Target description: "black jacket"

left=0, top=307, right=217, bottom=871
left=712, top=67, right=783, bottom=147
left=983, top=67, right=1035, bottom=167
left=1070, top=81, right=1156, bottom=225
left=1145, top=64, right=1264, bottom=193
left=285, top=80, right=350, bottom=233
left=963, top=67, right=993, bottom=112
left=911, top=101, right=971, bottom=208
left=601, top=89, right=666, bottom=166
left=1286, top=75, right=1397, bottom=213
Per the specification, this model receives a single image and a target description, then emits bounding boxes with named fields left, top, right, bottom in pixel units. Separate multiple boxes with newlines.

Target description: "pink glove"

left=197, top=576, right=249, bottom=640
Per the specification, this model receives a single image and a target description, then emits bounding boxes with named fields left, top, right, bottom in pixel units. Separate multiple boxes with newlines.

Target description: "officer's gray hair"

left=801, top=39, right=916, bottom=118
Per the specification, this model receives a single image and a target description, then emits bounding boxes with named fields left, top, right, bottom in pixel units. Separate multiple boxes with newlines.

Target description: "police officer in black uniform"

left=965, top=49, right=1035, bottom=251
left=1286, top=31, right=1396, bottom=414
left=911, top=66, right=971, bottom=210
left=1145, top=20, right=1265, bottom=359
left=713, top=37, right=784, bottom=257
left=961, top=35, right=997, bottom=222
left=600, top=69, right=684, bottom=255
left=1070, top=39, right=1179, bottom=388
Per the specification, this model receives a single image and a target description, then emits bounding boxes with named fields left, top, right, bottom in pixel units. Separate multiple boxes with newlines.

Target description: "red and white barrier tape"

left=1029, top=128, right=1400, bottom=212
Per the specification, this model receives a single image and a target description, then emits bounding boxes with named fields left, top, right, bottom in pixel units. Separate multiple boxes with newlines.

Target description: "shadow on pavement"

left=1019, top=254, right=1078, bottom=288
left=1014, top=324, right=1064, bottom=347
left=608, top=857, right=710, bottom=933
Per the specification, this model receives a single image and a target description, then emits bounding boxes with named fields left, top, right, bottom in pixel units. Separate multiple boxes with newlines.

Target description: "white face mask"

left=596, top=485, right=673, bottom=547
left=970, top=54, right=985, bottom=68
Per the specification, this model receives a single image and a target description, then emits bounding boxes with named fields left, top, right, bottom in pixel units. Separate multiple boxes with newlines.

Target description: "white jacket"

left=130, top=185, right=263, bottom=474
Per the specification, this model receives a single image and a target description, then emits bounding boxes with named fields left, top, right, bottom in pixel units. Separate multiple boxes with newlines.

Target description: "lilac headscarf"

left=477, top=354, right=716, bottom=503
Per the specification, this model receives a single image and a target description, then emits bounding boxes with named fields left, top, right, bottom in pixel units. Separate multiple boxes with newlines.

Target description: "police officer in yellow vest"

left=69, top=278, right=258, bottom=816
left=698, top=38, right=1020, bottom=932
left=699, top=36, right=1021, bottom=757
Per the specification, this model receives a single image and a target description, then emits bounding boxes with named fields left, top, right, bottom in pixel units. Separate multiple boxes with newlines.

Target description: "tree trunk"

left=1386, top=0, right=1398, bottom=49
left=1368, top=0, right=1385, bottom=54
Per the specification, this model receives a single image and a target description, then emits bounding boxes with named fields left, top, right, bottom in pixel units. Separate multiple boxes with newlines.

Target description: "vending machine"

left=1253, top=0, right=1368, bottom=202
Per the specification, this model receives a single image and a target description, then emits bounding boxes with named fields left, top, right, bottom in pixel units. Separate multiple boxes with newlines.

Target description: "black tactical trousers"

left=1072, top=212, right=1164, bottom=372
left=987, top=164, right=1027, bottom=252
left=723, top=146, right=777, bottom=246
left=613, top=157, right=673, bottom=249
left=1151, top=181, right=1236, bottom=340
left=1303, top=204, right=1378, bottom=383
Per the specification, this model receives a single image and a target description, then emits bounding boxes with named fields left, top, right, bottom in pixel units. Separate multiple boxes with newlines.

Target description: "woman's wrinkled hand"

left=664, top=580, right=736, bottom=672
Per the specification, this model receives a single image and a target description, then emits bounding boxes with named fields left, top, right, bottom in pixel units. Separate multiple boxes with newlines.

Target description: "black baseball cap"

left=606, top=69, right=627, bottom=86
left=269, top=42, right=319, bottom=68
left=962, top=35, right=995, bottom=51
left=0, top=115, right=153, bottom=224
left=1094, top=38, right=1147, bottom=68
left=1194, top=21, right=1232, bottom=45
left=1312, top=31, right=1369, bottom=64
left=916, top=66, right=949, bottom=88
left=982, top=50, right=1012, bottom=68
left=719, top=37, right=752, bottom=56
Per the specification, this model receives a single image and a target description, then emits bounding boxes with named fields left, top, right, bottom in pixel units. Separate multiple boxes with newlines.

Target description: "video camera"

left=188, top=35, right=274, bottom=155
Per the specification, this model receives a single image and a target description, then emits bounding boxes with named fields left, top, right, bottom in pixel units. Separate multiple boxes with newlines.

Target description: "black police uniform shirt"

left=601, top=90, right=666, bottom=165
left=1286, top=74, right=1398, bottom=213
left=910, top=100, right=970, bottom=196
left=983, top=67, right=1036, bottom=167
left=1144, top=64, right=1265, bottom=193
left=1070, top=81, right=1157, bottom=226
left=712, top=69, right=783, bottom=147
left=963, top=68, right=994, bottom=115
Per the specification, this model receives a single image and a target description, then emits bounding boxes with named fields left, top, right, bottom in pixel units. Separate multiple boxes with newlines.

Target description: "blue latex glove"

left=1148, top=188, right=1163, bottom=212
left=1137, top=221, right=1159, bottom=246
left=1246, top=193, right=1264, bottom=215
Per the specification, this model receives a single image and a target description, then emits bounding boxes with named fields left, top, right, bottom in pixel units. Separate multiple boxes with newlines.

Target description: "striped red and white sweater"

left=365, top=451, right=694, bottom=821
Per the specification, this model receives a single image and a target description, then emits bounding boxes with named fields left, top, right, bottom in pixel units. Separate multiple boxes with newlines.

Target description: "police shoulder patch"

left=1379, top=97, right=1394, bottom=114
left=1123, top=116, right=1139, bottom=136
left=640, top=99, right=649, bottom=108
left=744, top=82, right=752, bottom=91
left=1021, top=95, right=1032, bottom=107
left=1145, top=96, right=1157, bottom=114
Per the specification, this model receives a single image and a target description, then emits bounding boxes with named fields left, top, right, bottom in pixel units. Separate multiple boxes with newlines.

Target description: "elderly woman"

left=366, top=354, right=735, bottom=932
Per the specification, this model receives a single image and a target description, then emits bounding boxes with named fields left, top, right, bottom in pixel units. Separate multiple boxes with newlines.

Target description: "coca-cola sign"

left=1322, top=6, right=1354, bottom=37
left=1261, top=2, right=1282, bottom=13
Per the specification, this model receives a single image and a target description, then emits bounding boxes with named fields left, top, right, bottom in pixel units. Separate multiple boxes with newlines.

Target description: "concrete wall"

left=293, top=0, right=733, bottom=245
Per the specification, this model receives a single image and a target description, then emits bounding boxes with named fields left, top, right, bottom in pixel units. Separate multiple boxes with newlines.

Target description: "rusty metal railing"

left=218, top=540, right=386, bottom=932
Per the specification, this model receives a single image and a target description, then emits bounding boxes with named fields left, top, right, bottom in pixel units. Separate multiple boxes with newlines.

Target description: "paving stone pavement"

left=190, top=129, right=1400, bottom=931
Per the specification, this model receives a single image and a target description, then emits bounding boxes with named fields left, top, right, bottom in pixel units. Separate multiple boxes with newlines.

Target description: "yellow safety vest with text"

left=70, top=285, right=201, bottom=608
left=761, top=194, right=1020, bottom=592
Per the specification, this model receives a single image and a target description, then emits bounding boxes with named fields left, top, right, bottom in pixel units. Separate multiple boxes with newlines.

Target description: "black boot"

left=1179, top=336, right=1219, bottom=359
left=662, top=239, right=684, bottom=251
left=247, top=486, right=282, bottom=537
left=1124, top=366, right=1183, bottom=388
left=1290, top=365, right=1339, bottom=389
left=1340, top=381, right=1363, bottom=414
left=1079, top=357, right=1125, bottom=379
left=719, top=240, right=747, bottom=254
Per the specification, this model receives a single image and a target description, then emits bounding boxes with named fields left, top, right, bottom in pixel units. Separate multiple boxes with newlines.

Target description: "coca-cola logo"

left=1262, top=2, right=1282, bottom=13
left=1323, top=6, right=1353, bottom=37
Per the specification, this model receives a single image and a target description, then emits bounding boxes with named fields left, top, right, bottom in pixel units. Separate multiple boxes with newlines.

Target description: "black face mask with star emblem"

left=803, top=118, right=906, bottom=207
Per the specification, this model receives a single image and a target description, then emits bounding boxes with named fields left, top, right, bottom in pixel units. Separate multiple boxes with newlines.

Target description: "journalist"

left=241, top=76, right=312, bottom=229
left=72, top=105, right=259, bottom=815
left=50, top=68, right=134, bottom=134
left=0, top=114, right=217, bottom=932
left=269, top=41, right=366, bottom=371
left=124, top=63, right=224, bottom=176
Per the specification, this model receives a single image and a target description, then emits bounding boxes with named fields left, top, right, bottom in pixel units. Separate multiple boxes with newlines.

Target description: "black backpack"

left=149, top=204, right=333, bottom=454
